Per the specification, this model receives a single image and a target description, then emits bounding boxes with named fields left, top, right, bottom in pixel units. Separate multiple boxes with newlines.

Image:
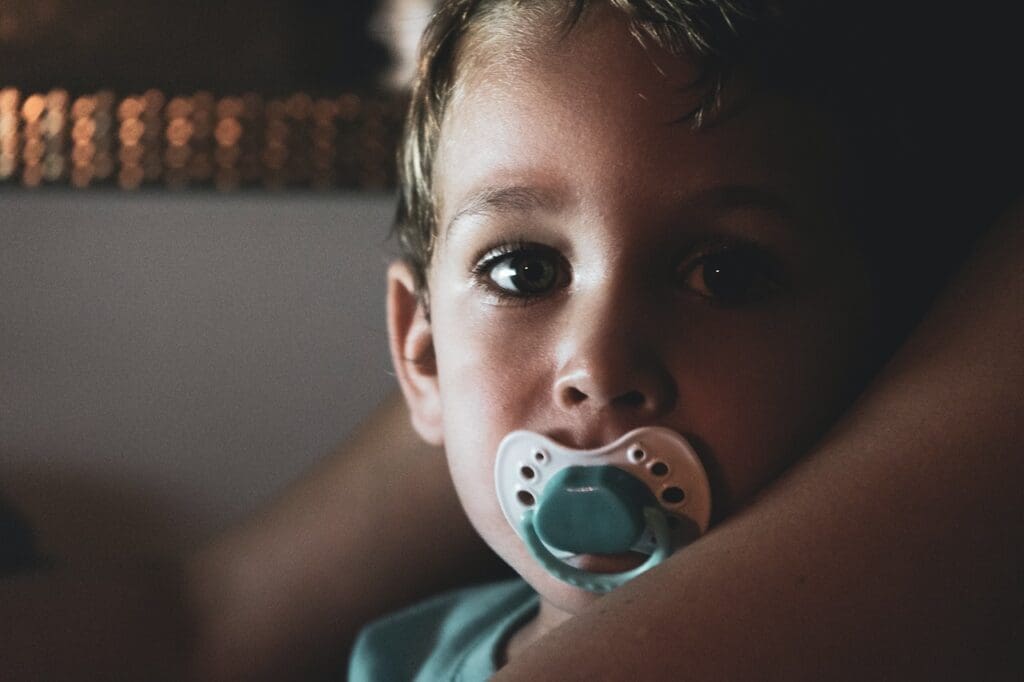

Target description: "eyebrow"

left=444, top=182, right=802, bottom=239
left=445, top=185, right=563, bottom=239
left=695, top=184, right=800, bottom=221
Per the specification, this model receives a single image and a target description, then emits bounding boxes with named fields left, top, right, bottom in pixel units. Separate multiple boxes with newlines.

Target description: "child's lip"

left=542, top=424, right=669, bottom=452
left=565, top=551, right=647, bottom=574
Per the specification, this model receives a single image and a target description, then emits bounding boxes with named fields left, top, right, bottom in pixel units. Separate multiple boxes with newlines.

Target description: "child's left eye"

left=678, top=246, right=782, bottom=305
left=474, top=244, right=568, bottom=299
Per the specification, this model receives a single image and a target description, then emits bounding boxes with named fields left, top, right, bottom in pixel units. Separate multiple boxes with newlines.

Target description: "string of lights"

left=0, top=87, right=403, bottom=190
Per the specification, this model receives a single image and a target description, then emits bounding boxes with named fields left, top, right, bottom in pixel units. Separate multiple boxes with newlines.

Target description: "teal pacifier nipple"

left=533, top=466, right=654, bottom=554
left=495, top=427, right=712, bottom=593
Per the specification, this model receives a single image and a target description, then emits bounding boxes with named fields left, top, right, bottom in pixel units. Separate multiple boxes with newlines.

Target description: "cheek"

left=430, top=304, right=555, bottom=531
left=433, top=301, right=557, bottom=430
left=679, top=294, right=875, bottom=508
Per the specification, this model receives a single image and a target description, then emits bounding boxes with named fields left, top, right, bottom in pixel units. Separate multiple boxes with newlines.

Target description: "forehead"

left=434, top=6, right=850, bottom=233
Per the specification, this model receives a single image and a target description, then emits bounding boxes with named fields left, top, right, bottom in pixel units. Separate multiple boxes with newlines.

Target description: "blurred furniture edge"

left=0, top=190, right=397, bottom=564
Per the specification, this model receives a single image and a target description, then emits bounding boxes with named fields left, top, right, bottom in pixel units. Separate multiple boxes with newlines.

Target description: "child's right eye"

left=473, top=243, right=569, bottom=300
left=676, top=244, right=783, bottom=306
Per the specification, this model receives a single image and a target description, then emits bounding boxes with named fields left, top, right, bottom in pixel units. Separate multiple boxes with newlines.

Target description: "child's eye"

left=678, top=247, right=781, bottom=305
left=474, top=243, right=568, bottom=299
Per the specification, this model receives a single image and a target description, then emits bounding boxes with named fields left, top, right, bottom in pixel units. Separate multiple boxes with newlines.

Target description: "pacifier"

left=495, top=427, right=711, bottom=593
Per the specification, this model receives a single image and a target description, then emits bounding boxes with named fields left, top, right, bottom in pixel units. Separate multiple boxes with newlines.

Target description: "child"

left=0, top=3, right=1018, bottom=679
left=348, top=0, right=1016, bottom=678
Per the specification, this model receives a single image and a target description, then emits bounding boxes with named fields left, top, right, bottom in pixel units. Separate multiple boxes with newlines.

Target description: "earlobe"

left=387, top=260, right=444, bottom=445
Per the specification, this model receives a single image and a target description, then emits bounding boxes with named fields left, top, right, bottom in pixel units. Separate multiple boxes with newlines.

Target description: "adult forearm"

left=187, top=392, right=501, bottom=681
left=496, top=202, right=1024, bottom=680
left=1, top=396, right=493, bottom=681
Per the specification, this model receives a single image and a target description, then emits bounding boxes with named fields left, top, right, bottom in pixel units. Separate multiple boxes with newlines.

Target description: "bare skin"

left=0, top=394, right=503, bottom=682
left=0, top=198, right=1019, bottom=681
left=391, top=10, right=889, bottom=649
left=203, top=199, right=1024, bottom=681
left=192, top=196, right=1022, bottom=682
left=185, top=392, right=505, bottom=681
left=494, top=198, right=1024, bottom=680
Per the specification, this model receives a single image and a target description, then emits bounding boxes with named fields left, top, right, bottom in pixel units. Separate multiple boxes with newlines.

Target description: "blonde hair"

left=394, top=0, right=775, bottom=300
left=390, top=0, right=1010, bottom=346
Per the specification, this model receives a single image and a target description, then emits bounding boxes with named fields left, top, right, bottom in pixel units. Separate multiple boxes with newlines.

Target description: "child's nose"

left=552, top=324, right=676, bottom=419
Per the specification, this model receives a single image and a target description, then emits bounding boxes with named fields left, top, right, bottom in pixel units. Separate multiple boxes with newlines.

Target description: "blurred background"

left=1, top=0, right=434, bottom=568
left=0, top=0, right=436, bottom=191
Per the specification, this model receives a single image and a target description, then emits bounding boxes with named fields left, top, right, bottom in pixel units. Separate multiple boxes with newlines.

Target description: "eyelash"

left=677, top=239, right=784, bottom=306
left=470, top=240, right=568, bottom=304
left=470, top=237, right=784, bottom=306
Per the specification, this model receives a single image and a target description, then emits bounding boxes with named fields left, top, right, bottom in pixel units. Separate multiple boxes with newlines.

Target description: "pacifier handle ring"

left=520, top=506, right=672, bottom=593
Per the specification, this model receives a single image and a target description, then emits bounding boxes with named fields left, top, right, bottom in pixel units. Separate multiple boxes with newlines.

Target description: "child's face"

left=390, top=10, right=879, bottom=618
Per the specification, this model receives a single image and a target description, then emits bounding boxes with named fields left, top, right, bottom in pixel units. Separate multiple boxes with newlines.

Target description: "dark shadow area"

left=0, top=494, right=41, bottom=574
left=2, top=462, right=203, bottom=567
left=0, top=0, right=389, bottom=94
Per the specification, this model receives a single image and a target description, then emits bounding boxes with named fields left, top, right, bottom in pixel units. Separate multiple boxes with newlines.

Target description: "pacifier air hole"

left=517, top=490, right=536, bottom=506
left=520, top=466, right=536, bottom=480
left=649, top=461, right=669, bottom=476
left=661, top=486, right=685, bottom=504
left=628, top=446, right=646, bottom=463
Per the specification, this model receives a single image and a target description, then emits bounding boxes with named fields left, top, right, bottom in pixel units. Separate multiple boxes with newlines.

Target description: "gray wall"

left=1, top=191, right=398, bottom=562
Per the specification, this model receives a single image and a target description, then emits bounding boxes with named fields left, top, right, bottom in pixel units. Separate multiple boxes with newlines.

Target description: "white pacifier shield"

left=495, top=426, right=712, bottom=558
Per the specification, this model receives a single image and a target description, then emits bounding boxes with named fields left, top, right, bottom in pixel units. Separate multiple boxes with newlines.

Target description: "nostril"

left=563, top=387, right=588, bottom=405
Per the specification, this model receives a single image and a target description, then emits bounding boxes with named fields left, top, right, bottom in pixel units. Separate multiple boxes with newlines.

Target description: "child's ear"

left=387, top=260, right=444, bottom=446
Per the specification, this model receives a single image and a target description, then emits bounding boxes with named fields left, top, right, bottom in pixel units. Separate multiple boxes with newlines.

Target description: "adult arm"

left=5, top=201, right=1019, bottom=680
left=495, top=199, right=1024, bottom=680
left=0, top=393, right=503, bottom=681
left=187, top=391, right=504, bottom=680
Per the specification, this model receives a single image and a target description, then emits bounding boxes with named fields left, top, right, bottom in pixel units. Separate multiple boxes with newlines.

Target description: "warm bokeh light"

left=1, top=86, right=402, bottom=190
left=20, top=90, right=46, bottom=188
left=22, top=163, right=44, bottom=188
left=286, top=93, right=312, bottom=121
left=165, top=118, right=194, bottom=146
left=22, top=138, right=44, bottom=164
left=117, top=97, right=144, bottom=121
left=0, top=116, right=17, bottom=137
left=21, top=94, right=45, bottom=123
left=72, top=118, right=96, bottom=141
left=214, top=146, right=240, bottom=168
left=70, top=165, right=93, bottom=188
left=0, top=88, right=20, bottom=181
left=46, top=89, right=69, bottom=110
left=216, top=96, right=244, bottom=120
left=0, top=88, right=20, bottom=111
left=164, top=144, right=190, bottom=170
left=118, top=164, right=144, bottom=190
left=214, top=118, right=242, bottom=147
left=119, top=118, right=144, bottom=146
left=166, top=96, right=192, bottom=120
left=70, top=142, right=95, bottom=167
left=71, top=96, right=95, bottom=119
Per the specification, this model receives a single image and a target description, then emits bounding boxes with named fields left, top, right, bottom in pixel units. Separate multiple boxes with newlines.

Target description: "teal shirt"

left=349, top=579, right=539, bottom=681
